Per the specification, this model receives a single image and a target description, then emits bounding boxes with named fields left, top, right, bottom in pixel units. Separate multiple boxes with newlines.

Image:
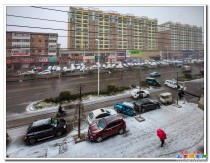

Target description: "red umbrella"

left=157, top=129, right=167, bottom=140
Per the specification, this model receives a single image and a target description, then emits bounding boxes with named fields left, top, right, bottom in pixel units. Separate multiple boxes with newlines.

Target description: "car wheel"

left=165, top=84, right=168, bottom=86
left=28, top=138, right=36, bottom=145
left=96, top=136, right=103, bottom=143
left=119, top=128, right=125, bottom=135
left=167, top=101, right=169, bottom=105
left=55, top=131, right=63, bottom=137
left=146, top=94, right=149, bottom=98
left=141, top=108, right=146, bottom=113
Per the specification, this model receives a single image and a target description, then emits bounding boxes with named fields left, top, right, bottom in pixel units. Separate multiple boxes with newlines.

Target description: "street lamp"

left=95, top=39, right=100, bottom=96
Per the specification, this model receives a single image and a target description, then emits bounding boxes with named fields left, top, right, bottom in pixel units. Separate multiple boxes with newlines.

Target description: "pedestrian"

left=156, top=129, right=167, bottom=147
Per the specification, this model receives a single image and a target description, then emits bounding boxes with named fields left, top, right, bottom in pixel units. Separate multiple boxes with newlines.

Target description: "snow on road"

left=6, top=102, right=204, bottom=159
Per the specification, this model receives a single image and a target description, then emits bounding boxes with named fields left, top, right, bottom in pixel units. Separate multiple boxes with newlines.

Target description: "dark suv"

left=24, top=118, right=67, bottom=145
left=88, top=114, right=126, bottom=143
left=133, top=98, right=160, bottom=113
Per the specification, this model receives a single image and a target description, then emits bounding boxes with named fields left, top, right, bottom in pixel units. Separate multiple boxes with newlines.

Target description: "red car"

left=88, top=114, right=126, bottom=143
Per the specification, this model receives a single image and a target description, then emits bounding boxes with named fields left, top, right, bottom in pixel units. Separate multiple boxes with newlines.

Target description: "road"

left=6, top=65, right=203, bottom=116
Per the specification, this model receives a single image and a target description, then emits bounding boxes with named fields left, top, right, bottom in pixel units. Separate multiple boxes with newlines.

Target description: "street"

left=6, top=65, right=203, bottom=116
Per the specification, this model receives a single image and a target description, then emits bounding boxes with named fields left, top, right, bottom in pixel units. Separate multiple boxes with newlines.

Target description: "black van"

left=146, top=77, right=161, bottom=87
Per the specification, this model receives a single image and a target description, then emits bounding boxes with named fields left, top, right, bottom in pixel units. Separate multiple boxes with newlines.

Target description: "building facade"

left=67, top=7, right=159, bottom=62
left=6, top=31, right=59, bottom=69
left=158, top=22, right=203, bottom=59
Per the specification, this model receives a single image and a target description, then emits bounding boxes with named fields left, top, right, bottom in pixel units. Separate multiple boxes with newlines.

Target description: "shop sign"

left=12, top=53, right=30, bottom=57
left=126, top=50, right=143, bottom=58
left=38, top=57, right=48, bottom=62
left=83, top=56, right=95, bottom=60
left=70, top=56, right=83, bottom=60
left=20, top=58, right=35, bottom=63
left=48, top=57, right=57, bottom=62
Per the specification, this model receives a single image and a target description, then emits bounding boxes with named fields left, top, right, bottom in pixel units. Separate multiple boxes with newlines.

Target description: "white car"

left=131, top=89, right=150, bottom=99
left=38, top=70, right=51, bottom=75
left=87, top=108, right=117, bottom=124
left=21, top=70, right=36, bottom=76
left=164, top=79, right=183, bottom=90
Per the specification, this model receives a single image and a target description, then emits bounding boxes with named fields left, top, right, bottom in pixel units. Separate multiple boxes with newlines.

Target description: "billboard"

left=126, top=50, right=143, bottom=58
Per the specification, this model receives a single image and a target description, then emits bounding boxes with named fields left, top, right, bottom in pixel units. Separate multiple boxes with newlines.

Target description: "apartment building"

left=6, top=31, right=58, bottom=69
left=158, top=22, right=203, bottom=59
left=6, top=31, right=58, bottom=57
left=67, top=7, right=159, bottom=60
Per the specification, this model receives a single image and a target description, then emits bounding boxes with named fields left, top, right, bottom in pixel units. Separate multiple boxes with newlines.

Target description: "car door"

left=32, top=125, right=47, bottom=140
left=103, top=123, right=115, bottom=138
left=44, top=124, right=55, bottom=138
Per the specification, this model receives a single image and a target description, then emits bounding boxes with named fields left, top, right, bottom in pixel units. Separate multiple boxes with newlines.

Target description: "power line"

left=7, top=13, right=204, bottom=35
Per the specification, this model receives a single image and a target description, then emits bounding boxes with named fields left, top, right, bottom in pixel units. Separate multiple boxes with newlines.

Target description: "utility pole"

left=78, top=83, right=84, bottom=139
left=177, top=72, right=179, bottom=105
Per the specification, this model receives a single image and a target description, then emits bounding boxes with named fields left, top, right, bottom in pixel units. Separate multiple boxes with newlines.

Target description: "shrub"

left=107, top=84, right=117, bottom=94
left=59, top=91, right=71, bottom=101
left=184, top=73, right=192, bottom=79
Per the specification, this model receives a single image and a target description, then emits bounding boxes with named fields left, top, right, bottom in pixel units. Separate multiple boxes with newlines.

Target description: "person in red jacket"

left=156, top=129, right=167, bottom=147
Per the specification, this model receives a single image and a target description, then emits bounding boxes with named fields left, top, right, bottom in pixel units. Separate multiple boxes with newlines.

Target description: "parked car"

left=159, top=92, right=173, bottom=104
left=150, top=71, right=161, bottom=77
left=38, top=70, right=51, bottom=75
left=164, top=79, right=183, bottom=90
left=146, top=77, right=161, bottom=87
left=130, top=88, right=150, bottom=99
left=114, top=102, right=136, bottom=116
left=56, top=66, right=61, bottom=72
left=87, top=108, right=117, bottom=124
left=88, top=114, right=126, bottom=143
left=133, top=98, right=160, bottom=113
left=21, top=70, right=36, bottom=76
left=24, top=118, right=67, bottom=145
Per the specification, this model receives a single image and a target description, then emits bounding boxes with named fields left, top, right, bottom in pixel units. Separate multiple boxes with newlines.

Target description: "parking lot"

left=7, top=101, right=204, bottom=158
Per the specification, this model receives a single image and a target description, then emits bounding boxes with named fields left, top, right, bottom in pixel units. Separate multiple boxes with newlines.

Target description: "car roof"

left=122, top=102, right=134, bottom=108
left=103, top=114, right=122, bottom=123
left=91, top=108, right=110, bottom=117
left=32, top=118, right=51, bottom=127
left=160, top=92, right=172, bottom=96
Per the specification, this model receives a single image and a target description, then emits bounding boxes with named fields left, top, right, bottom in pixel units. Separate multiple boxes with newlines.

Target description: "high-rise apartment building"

left=158, top=22, right=203, bottom=51
left=67, top=7, right=158, bottom=51
left=6, top=31, right=58, bottom=57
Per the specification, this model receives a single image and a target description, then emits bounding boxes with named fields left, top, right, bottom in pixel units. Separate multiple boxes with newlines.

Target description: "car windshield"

left=97, top=119, right=106, bottom=130
left=51, top=118, right=58, bottom=127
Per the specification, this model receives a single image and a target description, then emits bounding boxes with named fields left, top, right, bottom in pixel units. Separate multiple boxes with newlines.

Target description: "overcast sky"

left=6, top=6, right=204, bottom=49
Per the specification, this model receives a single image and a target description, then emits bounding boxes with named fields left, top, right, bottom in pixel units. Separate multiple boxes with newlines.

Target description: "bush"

left=59, top=91, right=71, bottom=101
left=184, top=73, right=192, bottom=79
left=107, top=84, right=117, bottom=94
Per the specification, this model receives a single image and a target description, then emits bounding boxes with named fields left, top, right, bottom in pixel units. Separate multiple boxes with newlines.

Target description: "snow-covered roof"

left=32, top=118, right=51, bottom=127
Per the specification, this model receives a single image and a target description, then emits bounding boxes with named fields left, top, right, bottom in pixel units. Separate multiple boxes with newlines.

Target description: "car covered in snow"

left=150, top=71, right=161, bottom=77
left=130, top=88, right=150, bottom=99
left=21, top=70, right=36, bottom=76
left=88, top=114, right=126, bottom=143
left=133, top=98, right=160, bottom=113
left=24, top=118, right=67, bottom=145
left=87, top=108, right=117, bottom=124
left=114, top=102, right=136, bottom=116
left=164, top=79, right=184, bottom=90
left=38, top=70, right=51, bottom=75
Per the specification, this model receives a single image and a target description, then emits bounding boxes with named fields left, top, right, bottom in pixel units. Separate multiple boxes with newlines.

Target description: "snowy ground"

left=6, top=101, right=204, bottom=160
